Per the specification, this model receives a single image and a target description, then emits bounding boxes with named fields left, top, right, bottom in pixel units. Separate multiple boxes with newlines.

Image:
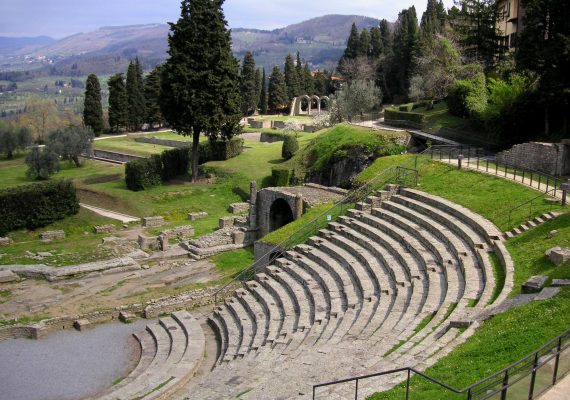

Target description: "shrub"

left=384, top=109, right=426, bottom=124
left=272, top=167, right=291, bottom=186
left=161, top=147, right=190, bottom=180
left=0, top=180, right=79, bottom=236
left=125, top=155, right=162, bottom=191
left=25, top=146, right=60, bottom=180
left=208, top=137, right=243, bottom=160
left=398, top=103, right=414, bottom=112
left=282, top=135, right=299, bottom=160
left=446, top=73, right=487, bottom=118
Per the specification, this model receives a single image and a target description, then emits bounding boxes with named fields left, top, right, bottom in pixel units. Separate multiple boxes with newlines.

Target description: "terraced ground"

left=100, top=185, right=516, bottom=399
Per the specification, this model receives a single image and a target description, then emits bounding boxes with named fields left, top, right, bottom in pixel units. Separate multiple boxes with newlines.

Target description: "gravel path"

left=0, top=320, right=146, bottom=400
left=80, top=203, right=140, bottom=223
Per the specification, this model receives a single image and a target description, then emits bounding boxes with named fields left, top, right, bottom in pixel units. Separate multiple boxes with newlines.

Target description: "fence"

left=312, top=328, right=570, bottom=400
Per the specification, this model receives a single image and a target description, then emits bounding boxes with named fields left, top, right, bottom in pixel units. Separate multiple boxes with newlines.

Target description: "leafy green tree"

left=281, top=135, right=299, bottom=160
left=108, top=73, right=128, bottom=132
left=259, top=68, right=268, bottom=114
left=48, top=125, right=94, bottom=167
left=160, top=0, right=242, bottom=182
left=302, top=63, right=315, bottom=95
left=358, top=28, right=371, bottom=58
left=336, top=80, right=382, bottom=119
left=240, top=51, right=258, bottom=115
left=284, top=54, right=300, bottom=102
left=421, top=0, right=447, bottom=39
left=313, top=70, right=332, bottom=96
left=0, top=124, right=32, bottom=159
left=516, top=0, right=570, bottom=135
left=25, top=146, right=60, bottom=180
left=144, top=65, right=164, bottom=127
left=268, top=66, right=288, bottom=112
left=126, top=58, right=146, bottom=131
left=369, top=27, right=384, bottom=59
left=342, top=22, right=361, bottom=61
left=83, top=74, right=104, bottom=135
left=451, top=0, right=504, bottom=72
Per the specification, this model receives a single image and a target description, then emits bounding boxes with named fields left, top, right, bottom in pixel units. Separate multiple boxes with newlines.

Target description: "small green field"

left=93, top=131, right=204, bottom=157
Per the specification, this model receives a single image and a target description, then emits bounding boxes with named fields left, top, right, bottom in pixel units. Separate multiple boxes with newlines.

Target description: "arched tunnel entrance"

left=269, top=198, right=294, bottom=232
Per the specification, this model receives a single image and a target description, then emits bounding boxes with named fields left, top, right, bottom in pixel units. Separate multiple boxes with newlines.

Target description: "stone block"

left=188, top=211, right=208, bottom=221
left=94, top=225, right=116, bottom=234
left=545, top=247, right=570, bottom=265
left=219, top=217, right=235, bottom=229
left=138, top=235, right=159, bottom=251
left=551, top=279, right=570, bottom=287
left=229, top=202, right=250, bottom=214
left=40, top=230, right=65, bottom=242
left=143, top=216, right=165, bottom=228
left=74, top=319, right=90, bottom=331
left=547, top=230, right=558, bottom=239
left=0, top=237, right=12, bottom=246
left=0, top=269, right=19, bottom=283
left=232, top=231, right=246, bottom=245
left=161, top=225, right=195, bottom=238
left=272, top=121, right=286, bottom=129
left=303, top=125, right=319, bottom=133
left=158, top=234, right=169, bottom=251
left=544, top=198, right=560, bottom=204
left=522, top=275, right=548, bottom=294
left=119, top=311, right=135, bottom=323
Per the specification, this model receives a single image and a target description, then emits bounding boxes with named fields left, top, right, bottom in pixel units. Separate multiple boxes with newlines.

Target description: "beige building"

left=497, top=0, right=524, bottom=50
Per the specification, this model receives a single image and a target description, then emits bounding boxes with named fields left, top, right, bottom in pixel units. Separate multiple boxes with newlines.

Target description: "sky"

left=0, top=0, right=456, bottom=39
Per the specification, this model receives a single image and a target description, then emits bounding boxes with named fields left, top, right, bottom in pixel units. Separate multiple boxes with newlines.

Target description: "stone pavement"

left=80, top=203, right=141, bottom=223
left=538, top=372, right=570, bottom=400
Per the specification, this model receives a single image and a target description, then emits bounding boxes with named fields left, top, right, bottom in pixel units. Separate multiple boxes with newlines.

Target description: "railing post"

left=530, top=172, right=533, bottom=186
left=467, top=388, right=472, bottom=400
left=355, top=378, right=359, bottom=400
left=553, top=337, right=562, bottom=385
left=500, top=370, right=509, bottom=400
left=406, top=369, right=411, bottom=400
left=528, top=353, right=539, bottom=399
left=486, top=159, right=489, bottom=172
left=496, top=162, right=498, bottom=175
left=313, top=386, right=316, bottom=400
left=546, top=176, right=550, bottom=193
left=538, top=175, right=541, bottom=190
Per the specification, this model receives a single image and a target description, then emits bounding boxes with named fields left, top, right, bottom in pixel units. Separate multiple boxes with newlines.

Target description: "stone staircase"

left=92, top=311, right=205, bottom=400
left=167, top=186, right=514, bottom=399
left=504, top=211, right=562, bottom=239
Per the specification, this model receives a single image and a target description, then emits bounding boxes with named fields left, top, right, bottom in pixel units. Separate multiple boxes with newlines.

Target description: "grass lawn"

left=93, top=136, right=174, bottom=157
left=370, top=213, right=570, bottom=400
left=210, top=247, right=254, bottom=279
left=255, top=115, right=312, bottom=121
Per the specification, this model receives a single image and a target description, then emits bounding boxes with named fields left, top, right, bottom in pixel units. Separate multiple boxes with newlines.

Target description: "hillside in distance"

left=1, top=15, right=381, bottom=76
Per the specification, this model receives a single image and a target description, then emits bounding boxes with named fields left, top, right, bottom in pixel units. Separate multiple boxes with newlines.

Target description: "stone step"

left=254, top=273, right=297, bottom=336
left=244, top=280, right=284, bottom=345
left=235, top=288, right=268, bottom=350
left=225, top=297, right=255, bottom=357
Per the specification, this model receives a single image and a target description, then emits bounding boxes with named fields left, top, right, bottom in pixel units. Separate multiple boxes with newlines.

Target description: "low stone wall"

left=134, top=136, right=190, bottom=148
left=260, top=132, right=286, bottom=143
left=495, top=141, right=570, bottom=176
left=93, top=149, right=142, bottom=163
left=0, top=326, right=37, bottom=341
left=254, top=241, right=285, bottom=267
left=249, top=120, right=271, bottom=129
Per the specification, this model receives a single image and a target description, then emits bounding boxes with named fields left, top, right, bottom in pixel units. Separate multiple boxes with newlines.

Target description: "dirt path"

left=80, top=203, right=140, bottom=223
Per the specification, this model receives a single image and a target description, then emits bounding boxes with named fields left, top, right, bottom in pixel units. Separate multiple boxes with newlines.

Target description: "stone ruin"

left=39, top=230, right=65, bottom=242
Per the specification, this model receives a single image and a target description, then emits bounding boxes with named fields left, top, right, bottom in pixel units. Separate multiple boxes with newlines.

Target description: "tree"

left=17, top=97, right=60, bottom=143
left=160, top=0, right=242, bottom=182
left=451, top=0, right=504, bottom=72
left=25, top=146, right=60, bottom=180
left=342, top=22, right=361, bottom=61
left=281, top=135, right=299, bottom=160
left=254, top=68, right=262, bottom=110
left=284, top=54, right=300, bottom=102
left=336, top=80, right=382, bottom=119
left=268, top=66, right=288, bottom=112
left=48, top=125, right=94, bottom=167
left=369, top=27, right=384, bottom=59
left=126, top=58, right=146, bottom=131
left=391, top=6, right=420, bottom=100
left=83, top=74, right=104, bottom=135
left=379, top=19, right=393, bottom=54
left=108, top=73, right=128, bottom=132
left=144, top=65, right=164, bottom=128
left=516, top=0, right=570, bottom=135
left=302, top=63, right=315, bottom=95
left=421, top=0, right=447, bottom=39
left=295, top=52, right=303, bottom=84
left=358, top=29, right=371, bottom=58
left=259, top=68, right=268, bottom=114
left=240, top=52, right=258, bottom=115
left=0, top=123, right=17, bottom=159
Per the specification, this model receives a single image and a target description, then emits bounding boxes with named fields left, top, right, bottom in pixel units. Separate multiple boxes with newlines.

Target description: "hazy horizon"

left=0, top=0, right=455, bottom=39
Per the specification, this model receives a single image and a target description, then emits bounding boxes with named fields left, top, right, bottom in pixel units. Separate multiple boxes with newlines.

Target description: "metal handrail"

left=507, top=188, right=557, bottom=229
left=312, top=327, right=570, bottom=399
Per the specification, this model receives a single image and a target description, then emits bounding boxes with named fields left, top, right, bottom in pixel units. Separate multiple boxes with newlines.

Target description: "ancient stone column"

left=295, top=194, right=304, bottom=220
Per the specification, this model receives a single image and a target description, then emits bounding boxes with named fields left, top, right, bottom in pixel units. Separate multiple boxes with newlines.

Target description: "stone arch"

left=269, top=198, right=294, bottom=233
left=310, top=95, right=321, bottom=114
left=320, top=96, right=330, bottom=112
left=295, top=95, right=310, bottom=115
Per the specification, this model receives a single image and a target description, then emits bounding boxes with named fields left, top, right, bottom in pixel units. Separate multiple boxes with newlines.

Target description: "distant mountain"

left=0, top=36, right=56, bottom=54
left=1, top=15, right=382, bottom=76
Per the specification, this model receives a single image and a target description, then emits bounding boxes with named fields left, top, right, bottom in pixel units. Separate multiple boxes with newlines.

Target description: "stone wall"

left=253, top=241, right=285, bottom=267
left=260, top=133, right=286, bottom=143
left=92, top=149, right=142, bottom=163
left=134, top=137, right=190, bottom=148
left=495, top=141, right=570, bottom=176
left=257, top=189, right=300, bottom=237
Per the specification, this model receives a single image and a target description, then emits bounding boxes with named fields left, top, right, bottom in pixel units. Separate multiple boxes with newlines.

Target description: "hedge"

left=282, top=135, right=299, bottom=160
left=272, top=167, right=291, bottom=186
left=0, top=180, right=79, bottom=236
left=384, top=109, right=426, bottom=124
left=125, top=137, right=244, bottom=191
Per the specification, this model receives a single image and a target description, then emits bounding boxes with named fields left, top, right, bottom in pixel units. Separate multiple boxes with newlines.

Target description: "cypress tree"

left=108, top=73, right=128, bottom=132
left=254, top=68, right=262, bottom=110
left=369, top=27, right=384, bottom=59
left=240, top=52, right=257, bottom=115
left=421, top=0, right=446, bottom=38
left=358, top=28, right=371, bottom=58
left=160, top=0, right=242, bottom=182
left=284, top=54, right=300, bottom=102
left=144, top=65, right=163, bottom=127
left=259, top=68, right=268, bottom=114
left=295, top=51, right=303, bottom=88
left=379, top=19, right=393, bottom=55
left=392, top=7, right=420, bottom=99
left=343, top=22, right=360, bottom=60
left=126, top=59, right=146, bottom=131
left=83, top=74, right=104, bottom=135
left=268, top=66, right=288, bottom=113
left=303, top=63, right=314, bottom=95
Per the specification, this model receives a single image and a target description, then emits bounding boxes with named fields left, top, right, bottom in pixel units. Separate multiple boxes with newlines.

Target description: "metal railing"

left=507, top=188, right=558, bottom=229
left=212, top=152, right=432, bottom=305
left=312, top=328, right=570, bottom=400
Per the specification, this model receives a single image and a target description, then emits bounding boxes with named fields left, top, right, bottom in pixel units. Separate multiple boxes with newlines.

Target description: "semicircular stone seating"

left=113, top=185, right=514, bottom=400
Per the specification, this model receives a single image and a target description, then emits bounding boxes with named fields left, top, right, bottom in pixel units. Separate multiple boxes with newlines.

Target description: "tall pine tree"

left=302, top=63, right=314, bottom=95
left=144, top=65, right=163, bottom=127
left=421, top=0, right=446, bottom=39
left=240, top=51, right=257, bottom=115
left=83, top=74, right=104, bottom=135
left=259, top=68, right=268, bottom=114
left=358, top=29, right=371, bottom=58
left=126, top=58, right=146, bottom=131
left=284, top=54, right=300, bottom=102
left=108, top=73, right=128, bottom=132
left=268, top=66, right=288, bottom=113
left=160, top=0, right=241, bottom=181
left=392, top=7, right=420, bottom=100
left=369, top=27, right=384, bottom=59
